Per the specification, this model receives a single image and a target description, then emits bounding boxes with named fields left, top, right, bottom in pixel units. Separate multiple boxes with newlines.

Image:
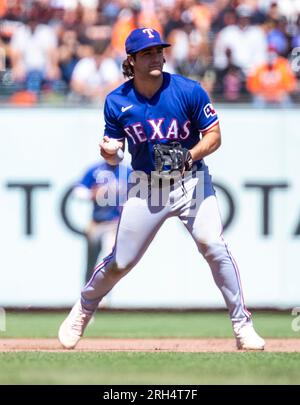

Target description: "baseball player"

left=59, top=28, right=265, bottom=351
left=73, top=161, right=129, bottom=284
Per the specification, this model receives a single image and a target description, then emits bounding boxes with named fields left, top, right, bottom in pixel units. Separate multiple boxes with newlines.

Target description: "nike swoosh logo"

left=121, top=105, right=133, bottom=113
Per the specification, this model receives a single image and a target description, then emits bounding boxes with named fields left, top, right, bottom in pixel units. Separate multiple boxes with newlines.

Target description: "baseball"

left=105, top=148, right=124, bottom=165
left=104, top=138, right=120, bottom=155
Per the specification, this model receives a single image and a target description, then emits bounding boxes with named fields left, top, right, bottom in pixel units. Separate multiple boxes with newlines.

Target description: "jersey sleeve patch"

left=203, top=103, right=217, bottom=119
left=190, top=83, right=218, bottom=132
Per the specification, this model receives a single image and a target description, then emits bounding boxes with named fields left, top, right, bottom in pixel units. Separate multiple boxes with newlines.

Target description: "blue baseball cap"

left=125, top=28, right=170, bottom=54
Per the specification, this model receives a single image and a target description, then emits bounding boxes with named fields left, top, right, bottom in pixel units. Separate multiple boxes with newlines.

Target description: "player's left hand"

left=153, top=142, right=193, bottom=175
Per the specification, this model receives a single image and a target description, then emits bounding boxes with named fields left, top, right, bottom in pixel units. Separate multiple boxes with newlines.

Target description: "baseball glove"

left=153, top=142, right=193, bottom=177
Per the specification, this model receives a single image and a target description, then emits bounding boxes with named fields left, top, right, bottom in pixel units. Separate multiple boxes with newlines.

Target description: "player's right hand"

left=99, top=136, right=123, bottom=159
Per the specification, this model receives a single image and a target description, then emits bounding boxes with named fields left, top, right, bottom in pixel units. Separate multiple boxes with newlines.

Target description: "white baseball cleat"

left=233, top=320, right=265, bottom=350
left=58, top=299, right=94, bottom=349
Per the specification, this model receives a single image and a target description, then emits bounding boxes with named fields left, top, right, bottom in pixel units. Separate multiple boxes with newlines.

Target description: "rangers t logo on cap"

left=142, top=28, right=155, bottom=38
left=125, top=28, right=171, bottom=55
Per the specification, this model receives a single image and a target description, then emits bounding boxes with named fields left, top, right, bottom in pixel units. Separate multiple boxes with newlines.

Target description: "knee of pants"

left=195, top=235, right=226, bottom=258
left=107, top=258, right=135, bottom=277
left=193, top=228, right=224, bottom=248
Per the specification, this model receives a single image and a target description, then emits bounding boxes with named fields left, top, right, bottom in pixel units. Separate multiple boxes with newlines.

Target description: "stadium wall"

left=0, top=107, right=299, bottom=308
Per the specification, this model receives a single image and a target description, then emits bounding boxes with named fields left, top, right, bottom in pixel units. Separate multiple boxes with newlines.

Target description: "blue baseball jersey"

left=104, top=72, right=218, bottom=174
left=76, top=162, right=129, bottom=222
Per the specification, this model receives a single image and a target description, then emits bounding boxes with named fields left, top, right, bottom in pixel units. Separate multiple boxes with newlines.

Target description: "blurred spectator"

left=10, top=8, right=60, bottom=95
left=247, top=1, right=266, bottom=25
left=111, top=0, right=162, bottom=58
left=259, top=0, right=300, bottom=27
left=269, top=0, right=300, bottom=21
left=61, top=7, right=79, bottom=30
left=174, top=38, right=215, bottom=94
left=70, top=38, right=122, bottom=104
left=292, top=14, right=300, bottom=50
left=175, top=42, right=207, bottom=80
left=246, top=46, right=297, bottom=106
left=167, top=13, right=209, bottom=66
left=163, top=3, right=185, bottom=39
left=0, top=27, right=10, bottom=71
left=214, top=5, right=268, bottom=75
left=211, top=6, right=237, bottom=34
left=266, top=16, right=289, bottom=56
left=215, top=48, right=247, bottom=102
left=102, top=0, right=121, bottom=25
left=181, top=0, right=213, bottom=35
left=263, top=1, right=281, bottom=23
left=167, top=27, right=190, bottom=64
left=76, top=35, right=94, bottom=58
left=57, top=29, right=79, bottom=87
left=0, top=0, right=6, bottom=18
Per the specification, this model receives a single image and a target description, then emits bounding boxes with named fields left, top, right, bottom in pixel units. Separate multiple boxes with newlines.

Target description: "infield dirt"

left=0, top=338, right=299, bottom=352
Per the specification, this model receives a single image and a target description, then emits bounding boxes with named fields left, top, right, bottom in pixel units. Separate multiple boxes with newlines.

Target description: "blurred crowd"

left=1, top=0, right=300, bottom=106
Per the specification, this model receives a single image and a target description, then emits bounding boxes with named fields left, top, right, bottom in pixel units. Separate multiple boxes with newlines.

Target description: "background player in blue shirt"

left=73, top=162, right=127, bottom=284
left=59, top=28, right=265, bottom=351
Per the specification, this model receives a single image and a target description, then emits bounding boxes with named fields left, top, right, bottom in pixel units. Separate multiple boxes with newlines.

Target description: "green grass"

left=0, top=352, right=299, bottom=385
left=0, top=311, right=296, bottom=338
left=0, top=311, right=299, bottom=385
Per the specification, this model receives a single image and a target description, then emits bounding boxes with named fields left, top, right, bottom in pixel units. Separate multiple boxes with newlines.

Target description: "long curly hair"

left=122, top=57, right=135, bottom=79
left=122, top=55, right=166, bottom=79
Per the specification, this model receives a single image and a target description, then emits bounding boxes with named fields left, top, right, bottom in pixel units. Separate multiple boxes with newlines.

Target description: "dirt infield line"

left=0, top=338, right=300, bottom=352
